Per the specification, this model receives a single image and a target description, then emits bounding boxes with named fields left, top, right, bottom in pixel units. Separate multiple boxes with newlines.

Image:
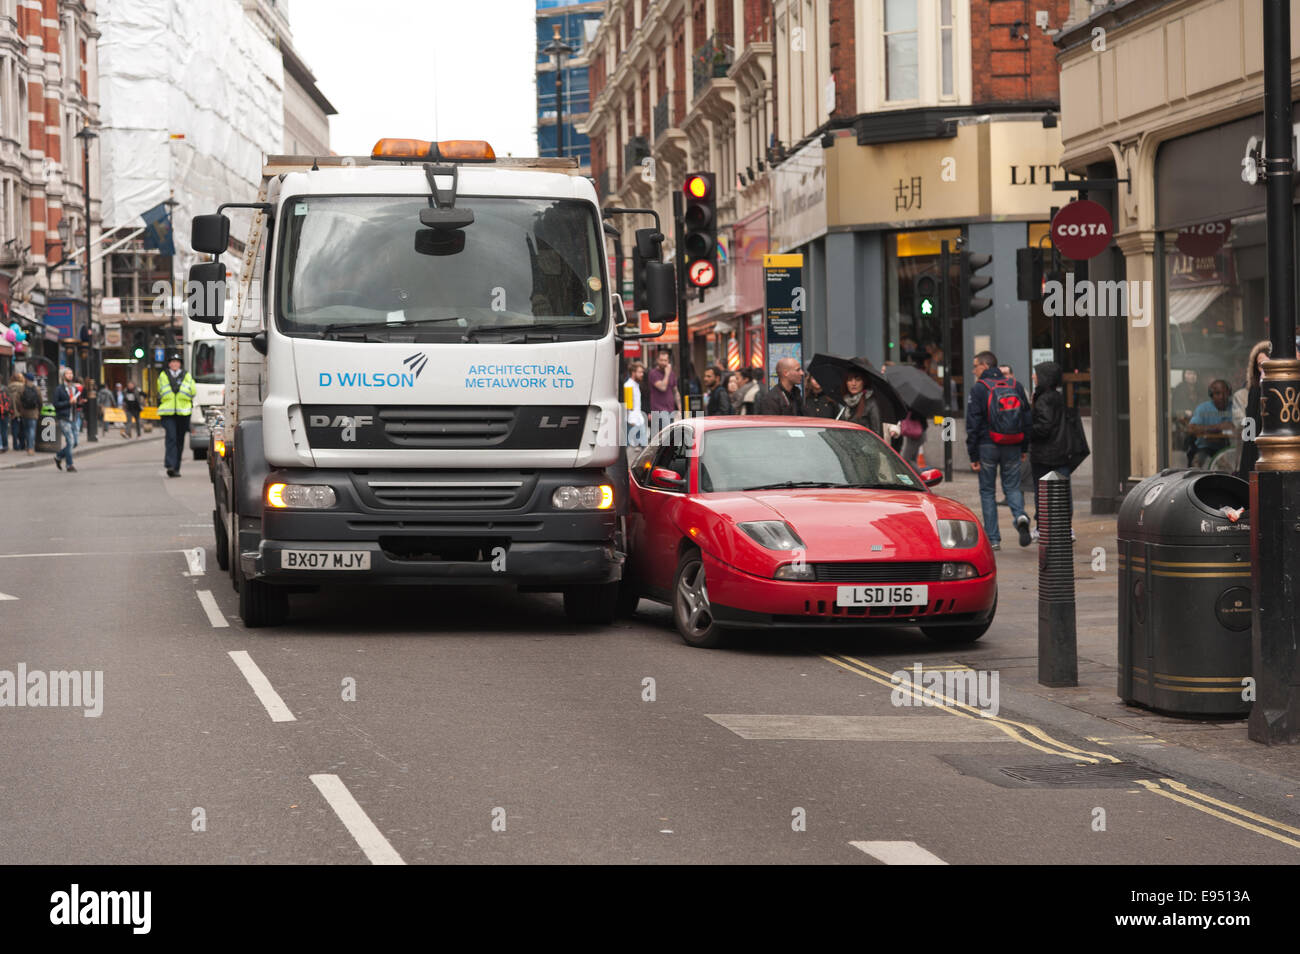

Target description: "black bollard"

left=1038, top=470, right=1078, bottom=686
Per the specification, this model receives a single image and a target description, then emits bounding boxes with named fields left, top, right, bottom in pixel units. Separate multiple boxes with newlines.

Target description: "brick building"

left=583, top=0, right=775, bottom=378
left=770, top=0, right=1077, bottom=405
left=0, top=0, right=100, bottom=385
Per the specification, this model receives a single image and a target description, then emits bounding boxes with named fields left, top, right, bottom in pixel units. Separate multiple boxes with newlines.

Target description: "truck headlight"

left=552, top=484, right=615, bottom=510
left=940, top=562, right=978, bottom=580
left=266, top=483, right=337, bottom=509
left=738, top=520, right=804, bottom=550
left=937, top=519, right=979, bottom=549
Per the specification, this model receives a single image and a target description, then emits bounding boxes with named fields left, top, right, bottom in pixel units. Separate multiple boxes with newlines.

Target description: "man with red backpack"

left=966, top=351, right=1032, bottom=550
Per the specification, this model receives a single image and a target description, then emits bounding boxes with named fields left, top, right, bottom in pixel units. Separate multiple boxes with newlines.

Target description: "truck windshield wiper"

left=318, top=317, right=468, bottom=339
left=466, top=321, right=596, bottom=341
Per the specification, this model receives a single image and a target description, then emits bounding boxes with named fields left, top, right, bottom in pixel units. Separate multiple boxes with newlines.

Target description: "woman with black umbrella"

left=837, top=369, right=882, bottom=434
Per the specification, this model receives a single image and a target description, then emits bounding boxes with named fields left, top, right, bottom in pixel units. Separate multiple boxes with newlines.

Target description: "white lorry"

left=183, top=316, right=225, bottom=459
left=188, top=139, right=674, bottom=627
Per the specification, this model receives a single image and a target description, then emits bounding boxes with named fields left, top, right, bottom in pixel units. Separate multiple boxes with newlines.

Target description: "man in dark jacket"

left=52, top=367, right=78, bottom=472
left=704, top=366, right=736, bottom=415
left=1029, top=361, right=1072, bottom=537
left=966, top=351, right=1031, bottom=549
left=755, top=358, right=804, bottom=415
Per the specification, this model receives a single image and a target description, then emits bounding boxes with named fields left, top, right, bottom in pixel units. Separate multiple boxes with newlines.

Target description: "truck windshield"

left=276, top=195, right=606, bottom=340
left=191, top=340, right=225, bottom=384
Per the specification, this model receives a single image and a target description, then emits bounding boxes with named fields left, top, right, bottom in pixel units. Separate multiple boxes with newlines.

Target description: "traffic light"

left=914, top=274, right=938, bottom=323
left=1016, top=248, right=1044, bottom=301
left=959, top=250, right=993, bottom=318
left=682, top=172, right=718, bottom=289
left=132, top=330, right=146, bottom=360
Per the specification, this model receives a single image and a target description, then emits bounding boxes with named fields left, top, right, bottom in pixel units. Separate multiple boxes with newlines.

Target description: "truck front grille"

left=380, top=407, right=514, bottom=447
left=366, top=479, right=524, bottom=509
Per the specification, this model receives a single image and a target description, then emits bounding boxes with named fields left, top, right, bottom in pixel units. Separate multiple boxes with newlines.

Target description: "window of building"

left=884, top=0, right=918, bottom=102
left=939, top=0, right=954, bottom=98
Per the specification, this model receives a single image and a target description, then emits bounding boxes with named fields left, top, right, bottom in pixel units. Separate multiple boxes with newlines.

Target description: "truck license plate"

left=282, top=549, right=371, bottom=570
left=836, top=584, right=928, bottom=607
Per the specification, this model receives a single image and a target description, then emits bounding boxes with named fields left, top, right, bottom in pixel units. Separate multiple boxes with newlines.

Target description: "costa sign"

left=1051, top=200, right=1114, bottom=260
left=1176, top=220, right=1232, bottom=258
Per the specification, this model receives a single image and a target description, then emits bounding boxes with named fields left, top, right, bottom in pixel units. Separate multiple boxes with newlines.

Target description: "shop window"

left=1161, top=213, right=1270, bottom=473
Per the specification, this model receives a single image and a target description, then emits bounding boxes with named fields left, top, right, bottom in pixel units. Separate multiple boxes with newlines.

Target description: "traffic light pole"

left=673, top=189, right=689, bottom=415
left=940, top=240, right=952, bottom=483
left=1250, top=0, right=1300, bottom=745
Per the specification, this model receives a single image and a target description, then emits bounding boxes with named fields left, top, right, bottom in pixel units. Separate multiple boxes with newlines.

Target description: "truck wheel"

left=213, top=509, right=230, bottom=572
left=239, top=577, right=288, bottom=629
left=563, top=582, right=619, bottom=624
left=615, top=582, right=640, bottom=618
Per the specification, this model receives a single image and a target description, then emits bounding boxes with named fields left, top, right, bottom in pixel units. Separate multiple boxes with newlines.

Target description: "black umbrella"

left=884, top=363, right=945, bottom=418
left=806, top=353, right=908, bottom=423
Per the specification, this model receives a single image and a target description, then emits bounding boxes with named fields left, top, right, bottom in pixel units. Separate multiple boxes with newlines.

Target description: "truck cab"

left=191, top=140, right=672, bottom=627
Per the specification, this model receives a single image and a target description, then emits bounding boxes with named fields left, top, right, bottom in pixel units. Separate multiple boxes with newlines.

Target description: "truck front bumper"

left=245, top=467, right=621, bottom=588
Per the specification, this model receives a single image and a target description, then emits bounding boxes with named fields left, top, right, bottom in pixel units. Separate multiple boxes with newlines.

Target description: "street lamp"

left=75, top=125, right=97, bottom=386
left=1251, top=0, right=1300, bottom=744
left=542, top=23, right=574, bottom=159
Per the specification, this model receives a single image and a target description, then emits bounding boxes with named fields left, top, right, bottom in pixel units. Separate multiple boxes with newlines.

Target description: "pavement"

left=0, top=425, right=163, bottom=470
left=0, top=433, right=1296, bottom=865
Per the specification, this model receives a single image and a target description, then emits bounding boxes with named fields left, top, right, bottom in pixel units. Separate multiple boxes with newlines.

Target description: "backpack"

left=985, top=377, right=1026, bottom=445
left=0, top=389, right=10, bottom=417
left=1064, top=406, right=1090, bottom=470
left=20, top=384, right=39, bottom=411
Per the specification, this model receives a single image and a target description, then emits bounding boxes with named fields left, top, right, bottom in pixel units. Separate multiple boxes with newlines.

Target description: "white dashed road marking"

left=227, top=650, right=296, bottom=723
left=0, top=592, right=16, bottom=601
left=196, top=590, right=228, bottom=628
left=851, top=841, right=949, bottom=865
left=310, top=774, right=406, bottom=865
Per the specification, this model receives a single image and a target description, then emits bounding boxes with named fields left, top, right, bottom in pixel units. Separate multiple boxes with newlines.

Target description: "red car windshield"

left=698, top=426, right=924, bottom=493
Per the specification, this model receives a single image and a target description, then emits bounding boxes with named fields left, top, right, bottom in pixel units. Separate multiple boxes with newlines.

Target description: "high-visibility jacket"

left=157, top=370, right=197, bottom=416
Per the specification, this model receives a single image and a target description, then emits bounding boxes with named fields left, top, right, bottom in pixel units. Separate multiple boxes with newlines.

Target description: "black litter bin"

left=1117, top=469, right=1252, bottom=716
left=35, top=403, right=58, bottom=453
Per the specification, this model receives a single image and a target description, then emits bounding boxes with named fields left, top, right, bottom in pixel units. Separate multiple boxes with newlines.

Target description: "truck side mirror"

left=644, top=261, right=676, bottom=325
left=186, top=261, right=226, bottom=325
left=192, top=214, right=230, bottom=255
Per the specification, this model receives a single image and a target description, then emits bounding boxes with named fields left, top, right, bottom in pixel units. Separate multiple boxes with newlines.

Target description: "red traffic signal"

left=685, top=175, right=711, bottom=199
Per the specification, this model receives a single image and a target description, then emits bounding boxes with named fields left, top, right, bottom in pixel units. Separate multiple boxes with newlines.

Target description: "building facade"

left=585, top=0, right=775, bottom=378
left=1057, top=0, right=1289, bottom=500
left=537, top=0, right=604, bottom=173
left=0, top=0, right=100, bottom=387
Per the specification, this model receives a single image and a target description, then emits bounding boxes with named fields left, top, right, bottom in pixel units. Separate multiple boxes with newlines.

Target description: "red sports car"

left=622, top=416, right=997, bottom=647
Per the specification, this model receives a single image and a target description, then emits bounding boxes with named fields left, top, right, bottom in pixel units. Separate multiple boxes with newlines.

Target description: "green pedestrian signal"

left=914, top=273, right=938, bottom=324
left=133, top=347, right=145, bottom=359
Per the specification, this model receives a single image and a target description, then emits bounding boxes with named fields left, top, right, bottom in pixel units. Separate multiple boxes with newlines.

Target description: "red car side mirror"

left=920, top=467, right=943, bottom=487
left=650, top=467, right=687, bottom=490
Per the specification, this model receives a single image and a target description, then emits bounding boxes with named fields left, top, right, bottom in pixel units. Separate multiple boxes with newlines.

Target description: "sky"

left=290, top=0, right=541, bottom=158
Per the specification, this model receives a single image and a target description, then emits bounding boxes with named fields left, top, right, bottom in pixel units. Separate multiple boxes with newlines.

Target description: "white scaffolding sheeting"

left=98, top=0, right=284, bottom=278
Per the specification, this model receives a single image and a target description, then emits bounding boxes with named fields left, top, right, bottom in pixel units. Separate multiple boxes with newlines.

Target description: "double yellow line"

left=822, top=653, right=1300, bottom=850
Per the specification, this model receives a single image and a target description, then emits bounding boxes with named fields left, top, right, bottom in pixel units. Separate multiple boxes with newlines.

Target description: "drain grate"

left=1000, top=761, right=1163, bottom=786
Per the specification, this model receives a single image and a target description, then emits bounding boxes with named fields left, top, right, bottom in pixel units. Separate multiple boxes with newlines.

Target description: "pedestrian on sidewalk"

left=737, top=368, right=760, bottom=414
left=966, top=350, right=1032, bottom=549
left=16, top=372, right=39, bottom=455
left=836, top=369, right=882, bottom=434
left=755, top=358, right=805, bottom=415
left=52, top=368, right=78, bottom=472
left=1029, top=361, right=1074, bottom=539
left=0, top=375, right=12, bottom=453
left=1236, top=340, right=1271, bottom=478
left=803, top=374, right=840, bottom=419
left=157, top=352, right=196, bottom=477
left=123, top=382, right=142, bottom=438
left=7, top=373, right=25, bottom=451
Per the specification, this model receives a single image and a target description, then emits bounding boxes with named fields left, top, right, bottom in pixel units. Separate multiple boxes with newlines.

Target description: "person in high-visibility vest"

left=157, top=351, right=197, bottom=477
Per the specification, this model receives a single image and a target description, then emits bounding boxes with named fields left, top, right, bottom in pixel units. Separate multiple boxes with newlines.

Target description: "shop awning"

left=1168, top=285, right=1227, bottom=326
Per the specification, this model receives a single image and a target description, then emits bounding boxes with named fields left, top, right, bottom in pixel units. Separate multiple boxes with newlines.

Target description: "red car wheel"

left=673, top=551, right=727, bottom=648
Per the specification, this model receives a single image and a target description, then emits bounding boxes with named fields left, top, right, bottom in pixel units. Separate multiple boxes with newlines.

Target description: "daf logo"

left=310, top=414, right=374, bottom=443
left=539, top=415, right=581, bottom=429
